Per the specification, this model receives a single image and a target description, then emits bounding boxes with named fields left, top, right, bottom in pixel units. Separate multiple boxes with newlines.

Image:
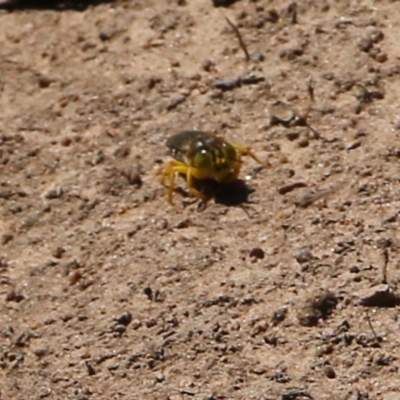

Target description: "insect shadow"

left=212, top=179, right=255, bottom=206
left=0, top=0, right=112, bottom=11
left=175, top=176, right=255, bottom=208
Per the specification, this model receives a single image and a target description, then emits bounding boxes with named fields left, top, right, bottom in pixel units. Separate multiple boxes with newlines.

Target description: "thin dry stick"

left=264, top=285, right=279, bottom=296
left=365, top=311, right=381, bottom=347
left=382, top=248, right=389, bottom=284
left=303, top=77, right=323, bottom=140
left=307, top=76, right=315, bottom=103
left=224, top=16, right=250, bottom=62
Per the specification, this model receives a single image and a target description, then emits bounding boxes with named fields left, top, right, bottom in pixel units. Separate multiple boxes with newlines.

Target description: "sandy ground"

left=1, top=0, right=400, bottom=399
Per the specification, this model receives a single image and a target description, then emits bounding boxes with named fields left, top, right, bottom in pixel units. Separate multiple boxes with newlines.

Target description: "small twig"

left=355, top=83, right=384, bottom=114
left=295, top=187, right=335, bottom=208
left=213, top=75, right=264, bottom=91
left=300, top=76, right=315, bottom=125
left=307, top=76, right=315, bottom=103
left=225, top=16, right=250, bottom=62
left=365, top=311, right=381, bottom=347
left=264, top=285, right=279, bottom=296
left=304, top=78, right=322, bottom=139
left=268, top=81, right=322, bottom=140
left=382, top=248, right=389, bottom=284
left=238, top=203, right=254, bottom=219
left=287, top=2, right=298, bottom=24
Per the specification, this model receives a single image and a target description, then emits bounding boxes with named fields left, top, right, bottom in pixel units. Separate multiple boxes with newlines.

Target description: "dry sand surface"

left=1, top=0, right=400, bottom=399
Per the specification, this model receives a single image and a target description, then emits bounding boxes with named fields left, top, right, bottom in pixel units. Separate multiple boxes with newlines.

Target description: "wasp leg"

left=160, top=160, right=188, bottom=204
left=186, top=166, right=208, bottom=201
left=222, top=158, right=243, bottom=183
left=232, top=144, right=268, bottom=166
left=160, top=160, right=207, bottom=204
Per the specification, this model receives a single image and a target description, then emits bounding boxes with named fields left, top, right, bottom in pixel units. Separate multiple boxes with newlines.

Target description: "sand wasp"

left=160, top=130, right=267, bottom=204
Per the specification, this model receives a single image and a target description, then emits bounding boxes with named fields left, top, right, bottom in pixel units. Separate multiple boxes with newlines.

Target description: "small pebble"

left=358, top=37, right=373, bottom=52
left=349, top=265, right=360, bottom=273
left=249, top=247, right=265, bottom=260
left=44, top=187, right=63, bottom=200
left=1, top=233, right=13, bottom=245
left=298, top=137, right=310, bottom=148
left=60, top=137, right=72, bottom=146
left=265, top=8, right=279, bottom=22
left=103, top=263, right=115, bottom=271
left=38, top=75, right=53, bottom=88
left=323, top=365, right=336, bottom=379
left=33, top=347, right=48, bottom=357
left=295, top=249, right=314, bottom=264
left=271, top=307, right=288, bottom=326
left=374, top=52, right=388, bottom=63
left=145, top=319, right=157, bottom=328
left=368, top=28, right=384, bottom=43
left=98, top=31, right=113, bottom=41
left=250, top=53, right=264, bottom=62
left=286, top=131, right=300, bottom=141
left=201, top=59, right=214, bottom=72
left=131, top=320, right=142, bottom=330
left=5, top=290, right=24, bottom=302
left=143, top=287, right=153, bottom=300
left=111, top=324, right=126, bottom=335
left=175, top=219, right=191, bottom=229
left=355, top=284, right=399, bottom=307
left=52, top=246, right=65, bottom=259
left=69, top=271, right=82, bottom=285
left=115, top=312, right=132, bottom=326
left=106, top=361, right=120, bottom=371
left=157, top=219, right=169, bottom=230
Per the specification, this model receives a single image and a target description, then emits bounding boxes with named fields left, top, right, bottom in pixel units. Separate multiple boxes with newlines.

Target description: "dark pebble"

left=143, top=287, right=152, bottom=300
left=44, top=187, right=63, bottom=199
left=145, top=319, right=157, bottom=328
left=211, top=0, right=239, bottom=6
left=201, top=59, right=214, bottom=72
left=358, top=37, right=373, bottom=52
left=286, top=131, right=300, bottom=141
left=265, top=8, right=279, bottom=23
left=324, top=365, right=336, bottom=379
left=369, top=28, right=384, bottom=43
left=250, top=53, right=264, bottom=62
left=175, top=219, right=191, bottom=229
left=1, top=234, right=13, bottom=245
left=85, top=361, right=96, bottom=376
left=295, top=249, right=314, bottom=264
left=52, top=246, right=65, bottom=259
left=38, top=75, right=53, bottom=88
left=349, top=265, right=360, bottom=273
left=60, top=137, right=72, bottom=146
left=298, top=138, right=310, bottom=148
left=123, top=165, right=142, bottom=186
left=33, top=347, right=48, bottom=357
left=111, top=324, right=126, bottom=335
left=98, top=31, right=112, bottom=41
left=249, top=247, right=265, bottom=260
left=115, top=312, right=132, bottom=326
left=5, top=290, right=24, bottom=302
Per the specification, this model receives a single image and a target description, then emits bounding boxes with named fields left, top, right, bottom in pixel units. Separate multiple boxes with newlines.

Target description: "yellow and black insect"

left=160, top=130, right=266, bottom=204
